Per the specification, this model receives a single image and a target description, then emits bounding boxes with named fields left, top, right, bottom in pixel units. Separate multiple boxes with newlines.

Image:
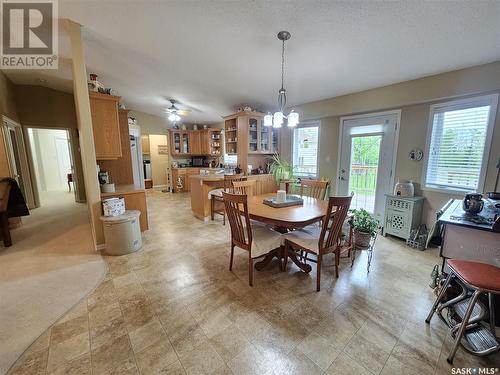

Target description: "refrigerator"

left=129, top=126, right=145, bottom=189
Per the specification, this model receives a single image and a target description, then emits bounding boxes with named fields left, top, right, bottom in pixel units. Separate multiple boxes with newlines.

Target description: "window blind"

left=425, top=103, right=492, bottom=192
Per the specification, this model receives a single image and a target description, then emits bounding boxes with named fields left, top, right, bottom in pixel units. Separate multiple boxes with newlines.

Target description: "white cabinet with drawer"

left=384, top=195, right=424, bottom=240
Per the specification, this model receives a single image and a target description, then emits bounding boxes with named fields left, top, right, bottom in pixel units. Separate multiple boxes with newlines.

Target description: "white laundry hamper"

left=100, top=210, right=142, bottom=255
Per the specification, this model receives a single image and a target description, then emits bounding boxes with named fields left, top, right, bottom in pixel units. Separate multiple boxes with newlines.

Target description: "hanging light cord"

left=281, top=38, right=285, bottom=90
left=278, top=38, right=287, bottom=113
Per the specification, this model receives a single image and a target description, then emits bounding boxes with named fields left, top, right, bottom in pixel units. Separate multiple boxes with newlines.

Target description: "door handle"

left=338, top=176, right=345, bottom=181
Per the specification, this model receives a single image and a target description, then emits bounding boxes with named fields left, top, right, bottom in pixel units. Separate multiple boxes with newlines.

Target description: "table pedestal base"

left=254, top=247, right=313, bottom=273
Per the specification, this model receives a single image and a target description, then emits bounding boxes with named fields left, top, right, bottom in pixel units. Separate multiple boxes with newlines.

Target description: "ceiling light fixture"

left=264, top=31, right=299, bottom=128
left=168, top=113, right=181, bottom=122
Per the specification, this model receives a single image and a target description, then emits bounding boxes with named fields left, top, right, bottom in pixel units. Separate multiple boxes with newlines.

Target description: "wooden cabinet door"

left=190, top=131, right=202, bottom=155
left=259, top=119, right=271, bottom=153
left=89, top=92, right=122, bottom=160
left=248, top=117, right=258, bottom=152
left=141, top=135, right=150, bottom=154
left=200, top=130, right=209, bottom=155
left=98, top=109, right=133, bottom=184
left=172, top=169, right=187, bottom=192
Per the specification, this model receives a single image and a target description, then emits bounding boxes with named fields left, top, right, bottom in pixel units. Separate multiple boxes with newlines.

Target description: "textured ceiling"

left=5, top=0, right=500, bottom=124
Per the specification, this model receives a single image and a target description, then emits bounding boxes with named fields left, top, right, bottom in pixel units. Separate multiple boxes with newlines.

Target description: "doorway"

left=2, top=116, right=35, bottom=208
left=337, top=111, right=400, bottom=221
left=27, top=128, right=77, bottom=206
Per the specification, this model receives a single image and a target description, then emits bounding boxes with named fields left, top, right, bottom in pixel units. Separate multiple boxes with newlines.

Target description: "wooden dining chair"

left=210, top=174, right=246, bottom=224
left=232, top=180, right=256, bottom=196
left=223, top=192, right=282, bottom=286
left=283, top=196, right=352, bottom=291
left=300, top=179, right=329, bottom=200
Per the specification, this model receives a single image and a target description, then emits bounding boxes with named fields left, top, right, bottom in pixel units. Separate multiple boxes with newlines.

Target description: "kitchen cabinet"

left=171, top=168, right=200, bottom=192
left=169, top=130, right=190, bottom=155
left=89, top=91, right=122, bottom=160
left=141, top=135, right=150, bottom=154
left=190, top=131, right=202, bottom=155
left=169, top=129, right=222, bottom=156
left=224, top=111, right=277, bottom=172
left=97, top=109, right=134, bottom=185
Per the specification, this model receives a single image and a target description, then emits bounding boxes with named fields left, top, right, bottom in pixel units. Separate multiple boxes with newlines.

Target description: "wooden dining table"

left=247, top=193, right=329, bottom=272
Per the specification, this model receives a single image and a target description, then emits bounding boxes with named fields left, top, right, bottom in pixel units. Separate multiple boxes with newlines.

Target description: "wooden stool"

left=426, top=259, right=500, bottom=363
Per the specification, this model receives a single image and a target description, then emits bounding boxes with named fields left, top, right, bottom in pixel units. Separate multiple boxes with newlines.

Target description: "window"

left=292, top=123, right=320, bottom=177
left=423, top=94, right=498, bottom=193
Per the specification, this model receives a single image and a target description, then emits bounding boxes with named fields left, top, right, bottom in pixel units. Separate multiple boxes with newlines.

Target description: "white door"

left=337, top=112, right=399, bottom=222
left=2, top=117, right=35, bottom=207
left=55, top=136, right=72, bottom=188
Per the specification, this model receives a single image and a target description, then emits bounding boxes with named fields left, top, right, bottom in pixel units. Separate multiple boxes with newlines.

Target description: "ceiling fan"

left=165, top=99, right=191, bottom=122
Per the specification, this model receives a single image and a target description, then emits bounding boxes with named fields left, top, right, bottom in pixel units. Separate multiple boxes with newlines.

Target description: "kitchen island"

left=190, top=173, right=277, bottom=220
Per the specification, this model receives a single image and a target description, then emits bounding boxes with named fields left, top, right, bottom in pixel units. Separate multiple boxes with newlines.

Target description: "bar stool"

left=425, top=259, right=500, bottom=363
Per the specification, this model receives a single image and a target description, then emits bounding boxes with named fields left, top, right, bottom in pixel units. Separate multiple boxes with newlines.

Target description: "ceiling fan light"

left=168, top=113, right=176, bottom=121
left=287, top=111, right=299, bottom=127
left=273, top=112, right=283, bottom=128
left=264, top=113, right=273, bottom=127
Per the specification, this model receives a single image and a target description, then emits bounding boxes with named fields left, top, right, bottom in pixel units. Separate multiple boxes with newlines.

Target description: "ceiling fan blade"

left=178, top=109, right=191, bottom=115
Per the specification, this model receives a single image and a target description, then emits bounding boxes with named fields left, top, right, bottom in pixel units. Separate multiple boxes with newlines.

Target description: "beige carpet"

left=0, top=191, right=106, bottom=375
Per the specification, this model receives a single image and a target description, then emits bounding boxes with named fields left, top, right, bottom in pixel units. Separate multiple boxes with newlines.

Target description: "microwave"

left=192, top=156, right=205, bottom=167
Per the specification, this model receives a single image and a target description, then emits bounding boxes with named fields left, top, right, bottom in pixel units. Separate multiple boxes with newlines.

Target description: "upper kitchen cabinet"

left=169, top=129, right=190, bottom=155
left=190, top=131, right=202, bottom=155
left=246, top=115, right=275, bottom=154
left=89, top=92, right=122, bottom=160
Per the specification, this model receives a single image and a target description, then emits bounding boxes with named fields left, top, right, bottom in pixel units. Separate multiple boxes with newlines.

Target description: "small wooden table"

left=247, top=193, right=328, bottom=272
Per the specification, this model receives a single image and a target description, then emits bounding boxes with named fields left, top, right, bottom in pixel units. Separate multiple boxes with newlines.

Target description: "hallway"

left=0, top=191, right=106, bottom=375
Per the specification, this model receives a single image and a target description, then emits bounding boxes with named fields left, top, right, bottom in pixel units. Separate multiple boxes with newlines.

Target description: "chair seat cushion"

left=247, top=223, right=282, bottom=259
left=448, top=259, right=500, bottom=292
left=283, top=225, right=321, bottom=254
left=208, top=188, right=224, bottom=199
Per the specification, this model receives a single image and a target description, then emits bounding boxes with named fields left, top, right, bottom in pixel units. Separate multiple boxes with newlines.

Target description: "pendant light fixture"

left=264, top=31, right=299, bottom=128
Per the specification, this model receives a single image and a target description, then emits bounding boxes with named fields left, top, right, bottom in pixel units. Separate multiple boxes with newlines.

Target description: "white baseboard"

left=96, top=244, right=106, bottom=251
left=153, top=184, right=167, bottom=188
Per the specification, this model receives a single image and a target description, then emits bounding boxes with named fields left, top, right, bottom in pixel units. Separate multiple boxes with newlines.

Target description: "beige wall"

left=129, top=110, right=169, bottom=135
left=282, top=61, right=500, bottom=227
left=0, top=71, right=20, bottom=177
left=148, top=134, right=169, bottom=187
left=14, top=85, right=86, bottom=202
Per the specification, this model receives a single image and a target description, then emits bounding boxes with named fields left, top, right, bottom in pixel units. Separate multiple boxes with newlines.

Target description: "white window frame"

left=291, top=120, right=321, bottom=178
left=422, top=93, right=498, bottom=194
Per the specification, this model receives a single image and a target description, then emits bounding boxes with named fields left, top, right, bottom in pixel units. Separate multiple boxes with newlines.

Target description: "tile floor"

left=8, top=191, right=500, bottom=375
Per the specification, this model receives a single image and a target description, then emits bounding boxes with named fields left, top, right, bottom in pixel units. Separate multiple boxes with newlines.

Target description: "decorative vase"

left=354, top=229, right=372, bottom=249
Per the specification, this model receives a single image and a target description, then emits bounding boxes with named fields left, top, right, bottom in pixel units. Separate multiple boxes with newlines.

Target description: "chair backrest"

left=223, top=192, right=252, bottom=250
left=232, top=180, right=256, bottom=196
left=319, top=196, right=352, bottom=251
left=300, top=179, right=329, bottom=200
left=224, top=174, right=246, bottom=191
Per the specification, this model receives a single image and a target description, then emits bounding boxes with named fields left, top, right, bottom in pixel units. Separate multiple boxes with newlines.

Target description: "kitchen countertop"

left=101, top=184, right=146, bottom=198
left=190, top=173, right=274, bottom=182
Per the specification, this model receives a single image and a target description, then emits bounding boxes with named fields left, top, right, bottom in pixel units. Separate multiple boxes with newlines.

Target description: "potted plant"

left=268, top=153, right=294, bottom=184
left=350, top=208, right=379, bottom=248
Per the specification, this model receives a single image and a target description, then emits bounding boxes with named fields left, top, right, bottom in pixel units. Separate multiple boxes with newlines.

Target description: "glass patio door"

left=337, top=112, right=399, bottom=221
